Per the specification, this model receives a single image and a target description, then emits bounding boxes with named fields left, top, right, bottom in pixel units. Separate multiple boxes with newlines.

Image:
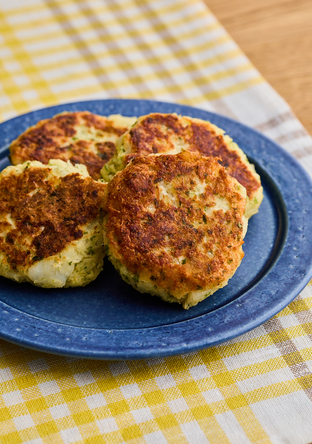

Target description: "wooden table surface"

left=205, top=0, right=312, bottom=135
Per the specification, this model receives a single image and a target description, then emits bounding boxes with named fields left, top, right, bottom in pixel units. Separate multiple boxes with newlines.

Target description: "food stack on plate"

left=0, top=110, right=263, bottom=309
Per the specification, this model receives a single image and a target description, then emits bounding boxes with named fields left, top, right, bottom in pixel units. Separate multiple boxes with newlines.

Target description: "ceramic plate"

left=0, top=99, right=312, bottom=360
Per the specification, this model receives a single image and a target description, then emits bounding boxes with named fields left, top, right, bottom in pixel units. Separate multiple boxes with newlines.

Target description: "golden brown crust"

left=125, top=113, right=260, bottom=199
left=10, top=112, right=132, bottom=180
left=0, top=165, right=105, bottom=270
left=104, top=151, right=246, bottom=299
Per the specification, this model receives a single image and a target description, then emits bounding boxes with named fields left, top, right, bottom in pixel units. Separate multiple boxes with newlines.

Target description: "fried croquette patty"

left=101, top=113, right=263, bottom=218
left=10, top=111, right=136, bottom=180
left=103, top=151, right=248, bottom=309
left=0, top=160, right=106, bottom=288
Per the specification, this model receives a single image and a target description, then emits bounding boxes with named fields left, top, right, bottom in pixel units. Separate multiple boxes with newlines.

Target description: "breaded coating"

left=10, top=111, right=136, bottom=180
left=101, top=113, right=263, bottom=218
left=103, top=151, right=248, bottom=309
left=0, top=160, right=106, bottom=288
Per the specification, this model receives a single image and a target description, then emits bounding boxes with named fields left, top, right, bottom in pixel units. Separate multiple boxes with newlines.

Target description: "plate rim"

left=1, top=98, right=312, bottom=360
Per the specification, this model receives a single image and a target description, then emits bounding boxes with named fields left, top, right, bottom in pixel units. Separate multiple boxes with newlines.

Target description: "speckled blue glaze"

left=0, top=99, right=312, bottom=360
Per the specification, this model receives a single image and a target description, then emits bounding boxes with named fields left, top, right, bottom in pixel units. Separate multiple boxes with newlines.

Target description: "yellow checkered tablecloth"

left=1, top=0, right=312, bottom=443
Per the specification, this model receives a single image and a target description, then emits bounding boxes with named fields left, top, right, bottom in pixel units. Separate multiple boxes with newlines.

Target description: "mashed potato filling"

left=0, top=159, right=105, bottom=288
left=103, top=152, right=248, bottom=309
left=101, top=113, right=263, bottom=218
left=9, top=111, right=136, bottom=180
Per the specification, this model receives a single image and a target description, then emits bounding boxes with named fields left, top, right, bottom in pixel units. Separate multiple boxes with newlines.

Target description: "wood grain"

left=204, top=0, right=312, bottom=134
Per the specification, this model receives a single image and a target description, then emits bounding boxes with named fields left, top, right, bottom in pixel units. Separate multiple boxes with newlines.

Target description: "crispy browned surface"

left=0, top=166, right=105, bottom=269
left=10, top=112, right=130, bottom=180
left=125, top=113, right=260, bottom=199
left=104, top=151, right=246, bottom=298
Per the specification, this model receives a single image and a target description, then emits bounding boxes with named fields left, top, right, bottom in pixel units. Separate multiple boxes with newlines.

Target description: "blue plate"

left=0, top=99, right=312, bottom=360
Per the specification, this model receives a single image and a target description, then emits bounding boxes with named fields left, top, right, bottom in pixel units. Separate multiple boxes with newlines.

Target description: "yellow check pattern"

left=1, top=0, right=312, bottom=443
